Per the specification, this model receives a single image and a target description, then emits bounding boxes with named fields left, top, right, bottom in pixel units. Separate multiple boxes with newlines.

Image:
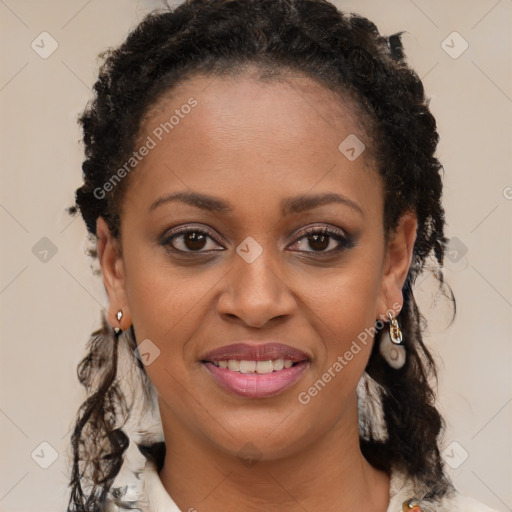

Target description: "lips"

left=201, top=342, right=311, bottom=399
left=201, top=342, right=310, bottom=363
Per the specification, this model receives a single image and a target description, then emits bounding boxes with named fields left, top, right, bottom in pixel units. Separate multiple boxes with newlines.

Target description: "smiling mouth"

left=200, top=342, right=311, bottom=398
left=201, top=358, right=310, bottom=398
left=205, top=358, right=299, bottom=373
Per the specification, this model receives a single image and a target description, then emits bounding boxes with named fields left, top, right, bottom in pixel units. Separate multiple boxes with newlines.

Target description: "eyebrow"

left=149, top=191, right=364, bottom=216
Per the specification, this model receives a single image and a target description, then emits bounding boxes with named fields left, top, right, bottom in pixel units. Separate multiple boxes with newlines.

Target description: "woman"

left=66, top=0, right=498, bottom=510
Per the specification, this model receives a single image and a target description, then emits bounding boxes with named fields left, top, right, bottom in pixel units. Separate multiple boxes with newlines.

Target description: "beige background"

left=0, top=1, right=511, bottom=511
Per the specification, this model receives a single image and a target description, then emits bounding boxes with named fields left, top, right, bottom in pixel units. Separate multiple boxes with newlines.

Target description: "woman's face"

left=97, top=72, right=416, bottom=462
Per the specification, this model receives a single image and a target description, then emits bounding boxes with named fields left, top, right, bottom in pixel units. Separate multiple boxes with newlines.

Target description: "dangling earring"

left=113, top=310, right=123, bottom=336
left=379, top=312, right=406, bottom=369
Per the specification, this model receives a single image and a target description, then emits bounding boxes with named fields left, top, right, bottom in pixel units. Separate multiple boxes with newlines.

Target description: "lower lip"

left=203, top=361, right=310, bottom=398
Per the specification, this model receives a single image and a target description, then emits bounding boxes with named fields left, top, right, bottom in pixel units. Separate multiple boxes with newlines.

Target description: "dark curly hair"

left=67, top=0, right=456, bottom=510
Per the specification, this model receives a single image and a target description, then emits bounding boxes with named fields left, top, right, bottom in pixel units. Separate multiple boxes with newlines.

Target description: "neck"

left=157, top=397, right=390, bottom=512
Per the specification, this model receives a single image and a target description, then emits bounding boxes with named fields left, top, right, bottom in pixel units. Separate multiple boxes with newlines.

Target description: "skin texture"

left=96, top=73, right=417, bottom=511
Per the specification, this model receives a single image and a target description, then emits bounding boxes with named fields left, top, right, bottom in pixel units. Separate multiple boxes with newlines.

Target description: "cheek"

left=123, top=260, right=214, bottom=414
left=295, top=254, right=383, bottom=388
left=293, top=270, right=381, bottom=427
left=122, top=242, right=225, bottom=362
left=302, top=257, right=383, bottom=337
left=125, top=268, right=209, bottom=341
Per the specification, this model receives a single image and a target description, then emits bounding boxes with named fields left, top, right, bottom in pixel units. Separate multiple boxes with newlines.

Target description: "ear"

left=376, top=211, right=418, bottom=319
left=96, top=217, right=132, bottom=331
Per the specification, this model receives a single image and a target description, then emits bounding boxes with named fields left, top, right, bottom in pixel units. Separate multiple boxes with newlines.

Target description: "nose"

left=217, top=244, right=296, bottom=328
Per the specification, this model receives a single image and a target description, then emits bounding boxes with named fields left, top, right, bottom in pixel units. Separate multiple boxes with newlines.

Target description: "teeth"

left=239, top=360, right=256, bottom=373
left=211, top=359, right=297, bottom=373
left=227, top=359, right=239, bottom=371
left=256, top=360, right=273, bottom=374
left=273, top=359, right=284, bottom=371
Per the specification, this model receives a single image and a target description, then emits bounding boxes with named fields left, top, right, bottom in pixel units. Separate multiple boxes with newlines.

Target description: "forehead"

left=140, top=70, right=372, bottom=153
left=124, top=72, right=382, bottom=219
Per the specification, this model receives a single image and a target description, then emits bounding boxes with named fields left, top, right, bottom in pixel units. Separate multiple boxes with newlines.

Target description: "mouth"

left=201, top=342, right=311, bottom=399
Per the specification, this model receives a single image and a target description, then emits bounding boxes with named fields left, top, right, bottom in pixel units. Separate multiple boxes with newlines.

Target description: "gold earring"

left=379, top=312, right=406, bottom=369
left=388, top=311, right=403, bottom=344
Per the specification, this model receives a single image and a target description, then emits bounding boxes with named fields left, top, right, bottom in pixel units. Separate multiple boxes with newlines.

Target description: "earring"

left=379, top=312, right=406, bottom=369
left=113, top=310, right=123, bottom=336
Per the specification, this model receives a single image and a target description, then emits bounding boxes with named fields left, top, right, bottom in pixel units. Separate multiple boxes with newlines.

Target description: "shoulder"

left=387, top=467, right=499, bottom=512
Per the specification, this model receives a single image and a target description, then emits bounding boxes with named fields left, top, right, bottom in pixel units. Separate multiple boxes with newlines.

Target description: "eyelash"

left=160, top=224, right=353, bottom=257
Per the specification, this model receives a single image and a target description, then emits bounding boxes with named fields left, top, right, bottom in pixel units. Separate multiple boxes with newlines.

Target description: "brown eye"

left=306, top=233, right=330, bottom=252
left=289, top=226, right=354, bottom=255
left=182, top=232, right=207, bottom=251
left=161, top=226, right=224, bottom=254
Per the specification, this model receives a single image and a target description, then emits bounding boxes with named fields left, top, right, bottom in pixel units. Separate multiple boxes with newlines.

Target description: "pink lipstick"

left=201, top=342, right=310, bottom=399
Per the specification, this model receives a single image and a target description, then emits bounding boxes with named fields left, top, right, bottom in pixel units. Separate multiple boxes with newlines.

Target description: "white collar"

left=142, top=462, right=182, bottom=512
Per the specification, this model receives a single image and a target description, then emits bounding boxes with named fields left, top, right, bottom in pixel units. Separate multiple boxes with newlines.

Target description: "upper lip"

left=201, top=342, right=310, bottom=363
